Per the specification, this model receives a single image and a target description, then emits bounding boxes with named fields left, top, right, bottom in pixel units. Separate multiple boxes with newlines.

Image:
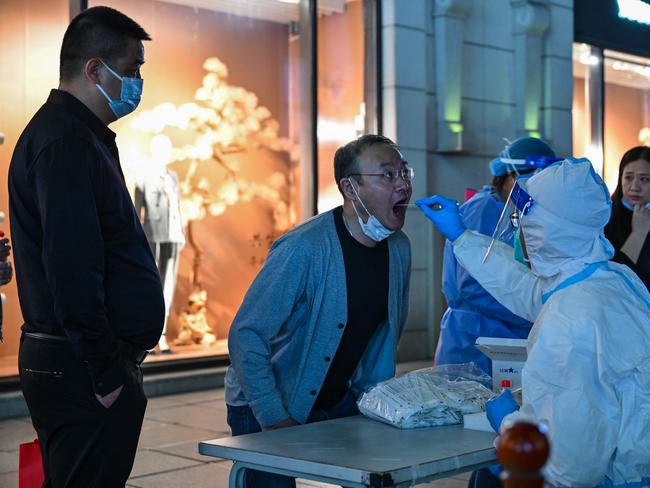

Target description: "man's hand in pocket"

left=95, top=385, right=123, bottom=408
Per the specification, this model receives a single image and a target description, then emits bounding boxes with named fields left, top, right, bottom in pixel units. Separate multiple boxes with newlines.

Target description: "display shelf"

left=0, top=339, right=230, bottom=392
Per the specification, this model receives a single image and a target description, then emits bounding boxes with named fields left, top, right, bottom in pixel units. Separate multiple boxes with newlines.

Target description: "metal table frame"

left=199, top=415, right=497, bottom=487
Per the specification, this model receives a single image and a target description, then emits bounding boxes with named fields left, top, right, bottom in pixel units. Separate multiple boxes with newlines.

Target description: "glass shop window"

left=87, top=0, right=303, bottom=361
left=86, top=0, right=369, bottom=363
left=0, top=0, right=69, bottom=379
left=0, top=0, right=369, bottom=376
left=317, top=0, right=365, bottom=213
left=573, top=43, right=650, bottom=193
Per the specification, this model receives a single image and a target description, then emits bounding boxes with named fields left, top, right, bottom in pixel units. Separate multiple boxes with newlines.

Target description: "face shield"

left=482, top=179, right=535, bottom=264
left=489, top=136, right=562, bottom=177
left=498, top=155, right=562, bottom=177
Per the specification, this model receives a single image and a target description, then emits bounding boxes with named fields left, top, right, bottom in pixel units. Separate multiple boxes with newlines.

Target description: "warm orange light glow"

left=0, top=0, right=69, bottom=365
left=150, top=134, right=173, bottom=166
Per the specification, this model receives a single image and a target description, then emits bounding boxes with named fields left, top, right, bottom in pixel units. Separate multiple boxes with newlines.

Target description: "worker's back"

left=522, top=260, right=650, bottom=487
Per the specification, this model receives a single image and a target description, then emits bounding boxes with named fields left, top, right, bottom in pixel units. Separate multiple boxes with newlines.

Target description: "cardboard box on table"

left=475, top=337, right=528, bottom=392
left=463, top=337, right=528, bottom=432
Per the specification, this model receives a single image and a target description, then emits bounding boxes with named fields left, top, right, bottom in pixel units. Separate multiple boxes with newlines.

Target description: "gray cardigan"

left=225, top=209, right=411, bottom=427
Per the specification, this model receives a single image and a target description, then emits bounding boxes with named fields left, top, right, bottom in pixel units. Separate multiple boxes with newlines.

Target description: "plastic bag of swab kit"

left=357, top=363, right=494, bottom=429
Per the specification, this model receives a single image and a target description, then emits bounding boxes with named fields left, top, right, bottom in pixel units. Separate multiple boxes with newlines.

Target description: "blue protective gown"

left=435, top=186, right=532, bottom=375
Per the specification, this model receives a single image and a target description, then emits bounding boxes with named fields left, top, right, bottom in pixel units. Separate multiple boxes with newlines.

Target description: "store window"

left=573, top=43, right=650, bottom=193
left=0, top=0, right=375, bottom=378
left=0, top=0, right=69, bottom=380
left=316, top=1, right=365, bottom=212
left=87, top=0, right=304, bottom=363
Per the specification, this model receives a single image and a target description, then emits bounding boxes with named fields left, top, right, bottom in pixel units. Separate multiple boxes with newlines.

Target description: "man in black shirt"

left=312, top=204, right=390, bottom=411
left=9, top=7, right=163, bottom=487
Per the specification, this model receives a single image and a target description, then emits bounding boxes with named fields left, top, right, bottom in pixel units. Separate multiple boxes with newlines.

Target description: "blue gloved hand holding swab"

left=416, top=195, right=466, bottom=242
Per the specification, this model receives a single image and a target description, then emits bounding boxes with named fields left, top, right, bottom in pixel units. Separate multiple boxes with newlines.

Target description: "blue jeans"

left=226, top=390, right=359, bottom=488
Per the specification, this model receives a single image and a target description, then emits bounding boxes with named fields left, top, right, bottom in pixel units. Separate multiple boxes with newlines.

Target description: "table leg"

left=229, top=461, right=247, bottom=488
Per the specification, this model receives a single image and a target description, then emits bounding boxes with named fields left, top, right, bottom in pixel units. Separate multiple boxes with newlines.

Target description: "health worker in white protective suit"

left=417, top=158, right=650, bottom=488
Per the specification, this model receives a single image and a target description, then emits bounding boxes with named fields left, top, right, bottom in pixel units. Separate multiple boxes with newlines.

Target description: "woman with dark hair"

left=604, top=146, right=650, bottom=290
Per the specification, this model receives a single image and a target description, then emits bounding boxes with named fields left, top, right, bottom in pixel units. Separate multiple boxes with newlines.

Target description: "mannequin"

left=134, top=138, right=185, bottom=353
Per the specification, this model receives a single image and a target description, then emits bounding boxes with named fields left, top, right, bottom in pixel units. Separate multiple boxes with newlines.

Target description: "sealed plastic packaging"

left=357, top=363, right=494, bottom=429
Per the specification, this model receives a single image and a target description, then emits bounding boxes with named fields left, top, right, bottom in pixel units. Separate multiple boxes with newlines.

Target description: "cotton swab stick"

left=396, top=203, right=442, bottom=210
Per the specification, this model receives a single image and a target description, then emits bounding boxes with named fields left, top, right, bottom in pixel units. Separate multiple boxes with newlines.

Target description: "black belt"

left=24, top=331, right=148, bottom=365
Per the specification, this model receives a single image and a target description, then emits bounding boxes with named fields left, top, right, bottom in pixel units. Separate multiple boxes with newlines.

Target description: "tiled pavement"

left=0, top=369, right=471, bottom=487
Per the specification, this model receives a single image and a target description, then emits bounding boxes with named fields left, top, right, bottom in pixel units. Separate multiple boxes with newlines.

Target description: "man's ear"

left=84, top=58, right=103, bottom=84
left=340, top=177, right=357, bottom=201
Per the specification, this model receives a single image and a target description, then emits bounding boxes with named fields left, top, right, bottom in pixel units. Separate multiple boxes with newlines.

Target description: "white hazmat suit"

left=451, top=159, right=650, bottom=487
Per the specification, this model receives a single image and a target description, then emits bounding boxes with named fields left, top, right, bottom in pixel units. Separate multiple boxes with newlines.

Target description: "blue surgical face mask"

left=96, top=59, right=143, bottom=119
left=621, top=197, right=650, bottom=212
left=348, top=178, right=394, bottom=242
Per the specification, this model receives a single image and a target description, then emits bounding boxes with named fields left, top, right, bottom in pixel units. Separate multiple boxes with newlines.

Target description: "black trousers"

left=19, top=334, right=147, bottom=488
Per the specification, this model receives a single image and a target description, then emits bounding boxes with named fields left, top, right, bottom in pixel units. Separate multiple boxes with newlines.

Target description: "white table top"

left=199, top=415, right=497, bottom=486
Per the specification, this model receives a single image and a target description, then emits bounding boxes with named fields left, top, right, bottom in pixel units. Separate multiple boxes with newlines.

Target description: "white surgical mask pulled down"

left=96, top=60, right=143, bottom=119
left=347, top=178, right=394, bottom=242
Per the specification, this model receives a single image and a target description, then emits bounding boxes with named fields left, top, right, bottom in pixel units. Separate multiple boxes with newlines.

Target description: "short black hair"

left=333, top=134, right=397, bottom=193
left=60, top=6, right=151, bottom=81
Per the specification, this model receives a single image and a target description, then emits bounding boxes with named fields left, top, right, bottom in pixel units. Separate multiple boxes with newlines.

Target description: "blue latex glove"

left=486, top=389, right=519, bottom=432
left=415, top=195, right=465, bottom=242
left=488, top=464, right=504, bottom=477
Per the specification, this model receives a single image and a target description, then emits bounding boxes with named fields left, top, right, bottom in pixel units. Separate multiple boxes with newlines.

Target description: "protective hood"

left=523, top=157, right=614, bottom=278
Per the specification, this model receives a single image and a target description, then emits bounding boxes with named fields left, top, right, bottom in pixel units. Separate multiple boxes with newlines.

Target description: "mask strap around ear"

left=99, top=59, right=122, bottom=80
left=350, top=200, right=364, bottom=224
left=95, top=83, right=114, bottom=103
left=348, top=178, right=372, bottom=218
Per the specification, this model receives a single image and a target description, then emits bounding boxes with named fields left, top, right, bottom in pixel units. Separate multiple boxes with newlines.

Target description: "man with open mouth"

left=225, top=134, right=413, bottom=488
